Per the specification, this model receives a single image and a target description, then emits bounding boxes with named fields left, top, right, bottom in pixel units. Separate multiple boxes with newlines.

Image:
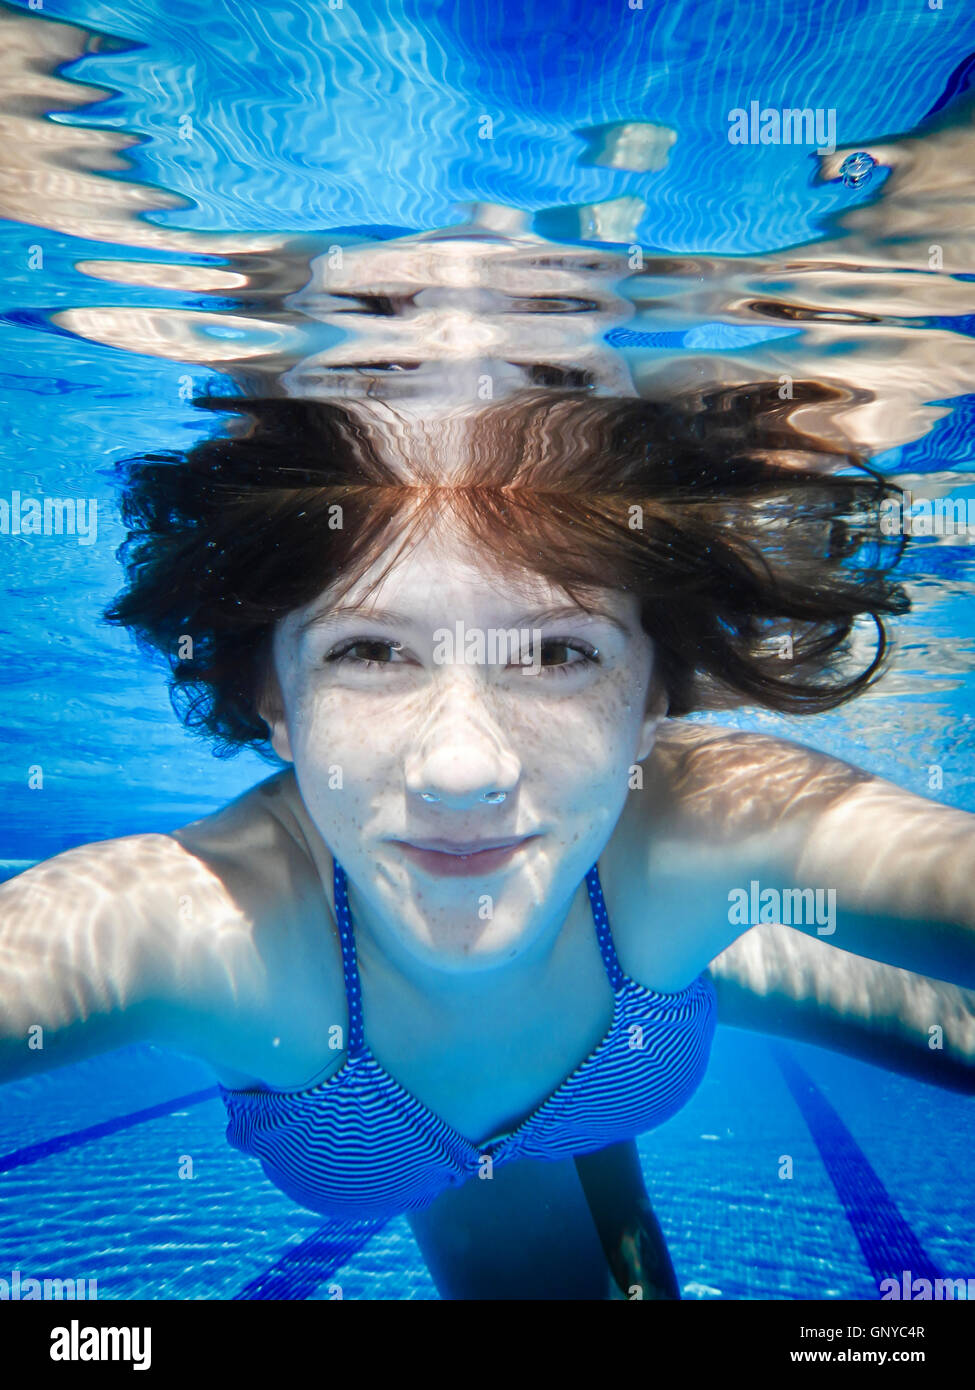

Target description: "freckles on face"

left=275, top=608, right=653, bottom=821
left=265, top=529, right=659, bottom=962
left=506, top=662, right=649, bottom=811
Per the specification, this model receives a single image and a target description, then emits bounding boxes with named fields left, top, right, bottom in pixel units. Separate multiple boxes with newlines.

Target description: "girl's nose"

left=403, top=677, right=520, bottom=810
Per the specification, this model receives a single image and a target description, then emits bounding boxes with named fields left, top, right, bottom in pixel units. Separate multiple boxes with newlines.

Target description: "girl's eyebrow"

left=524, top=604, right=633, bottom=637
left=298, top=602, right=632, bottom=636
left=298, top=604, right=413, bottom=633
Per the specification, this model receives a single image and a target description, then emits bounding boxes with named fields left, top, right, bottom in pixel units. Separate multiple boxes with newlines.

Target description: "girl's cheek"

left=286, top=665, right=642, bottom=771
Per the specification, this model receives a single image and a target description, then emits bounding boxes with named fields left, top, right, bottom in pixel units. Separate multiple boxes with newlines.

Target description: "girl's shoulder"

left=162, top=771, right=348, bottom=1082
left=599, top=723, right=874, bottom=986
left=169, top=768, right=337, bottom=978
left=646, top=721, right=872, bottom=840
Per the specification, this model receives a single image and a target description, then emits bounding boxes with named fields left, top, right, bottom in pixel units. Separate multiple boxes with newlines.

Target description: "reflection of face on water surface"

left=262, top=513, right=660, bottom=978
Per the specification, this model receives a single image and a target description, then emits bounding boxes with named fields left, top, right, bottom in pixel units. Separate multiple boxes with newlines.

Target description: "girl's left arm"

left=651, top=724, right=975, bottom=1088
left=789, top=774, right=975, bottom=991
left=653, top=722, right=975, bottom=991
left=708, top=922, right=975, bottom=1094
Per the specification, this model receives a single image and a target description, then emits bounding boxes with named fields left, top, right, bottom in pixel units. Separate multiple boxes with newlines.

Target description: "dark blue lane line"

left=770, top=1044, right=941, bottom=1292
left=0, top=1084, right=392, bottom=1298
left=0, top=1086, right=221, bottom=1172
left=233, top=1218, right=390, bottom=1300
left=923, top=48, right=975, bottom=119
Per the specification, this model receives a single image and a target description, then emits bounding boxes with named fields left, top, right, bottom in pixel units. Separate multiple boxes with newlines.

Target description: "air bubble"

left=839, top=151, right=877, bottom=188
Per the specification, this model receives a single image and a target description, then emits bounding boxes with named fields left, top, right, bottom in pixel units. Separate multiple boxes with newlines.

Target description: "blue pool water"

left=1, top=0, right=974, bottom=1297
left=1, top=1033, right=972, bottom=1299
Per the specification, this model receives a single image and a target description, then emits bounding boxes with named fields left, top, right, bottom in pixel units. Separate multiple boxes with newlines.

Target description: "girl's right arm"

left=0, top=831, right=265, bottom=1085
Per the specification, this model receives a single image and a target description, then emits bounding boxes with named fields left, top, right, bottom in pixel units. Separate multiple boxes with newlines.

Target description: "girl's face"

left=265, top=519, right=662, bottom=976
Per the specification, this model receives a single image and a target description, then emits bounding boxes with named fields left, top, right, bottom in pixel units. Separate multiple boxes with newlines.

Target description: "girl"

left=2, top=385, right=973, bottom=1299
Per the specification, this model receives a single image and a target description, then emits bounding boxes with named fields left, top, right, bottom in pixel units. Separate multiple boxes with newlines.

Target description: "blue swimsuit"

left=218, top=857, right=717, bottom=1221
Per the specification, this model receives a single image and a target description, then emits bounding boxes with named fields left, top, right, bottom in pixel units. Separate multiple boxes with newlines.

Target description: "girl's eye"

left=325, top=638, right=405, bottom=668
left=528, top=639, right=601, bottom=677
left=323, top=636, right=601, bottom=675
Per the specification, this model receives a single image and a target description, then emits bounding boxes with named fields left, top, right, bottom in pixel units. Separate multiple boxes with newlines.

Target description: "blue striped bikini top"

left=218, top=856, right=717, bottom=1221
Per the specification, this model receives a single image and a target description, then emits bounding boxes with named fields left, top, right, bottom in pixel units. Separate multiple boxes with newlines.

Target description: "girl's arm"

left=0, top=831, right=262, bottom=1085
left=708, top=921, right=975, bottom=1094
left=654, top=722, right=975, bottom=990
left=793, top=775, right=975, bottom=990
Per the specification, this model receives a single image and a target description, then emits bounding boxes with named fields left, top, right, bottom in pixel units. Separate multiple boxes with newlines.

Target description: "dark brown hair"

left=105, top=382, right=909, bottom=755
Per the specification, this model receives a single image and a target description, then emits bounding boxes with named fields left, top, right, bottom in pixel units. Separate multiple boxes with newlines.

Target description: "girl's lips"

left=394, top=837, right=535, bottom=877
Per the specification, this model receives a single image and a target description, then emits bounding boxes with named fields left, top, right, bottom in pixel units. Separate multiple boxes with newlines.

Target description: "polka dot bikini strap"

left=331, top=858, right=366, bottom=1057
left=585, top=862, right=626, bottom=991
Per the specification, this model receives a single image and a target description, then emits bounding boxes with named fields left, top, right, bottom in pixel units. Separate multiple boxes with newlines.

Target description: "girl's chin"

left=407, top=925, right=537, bottom=967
